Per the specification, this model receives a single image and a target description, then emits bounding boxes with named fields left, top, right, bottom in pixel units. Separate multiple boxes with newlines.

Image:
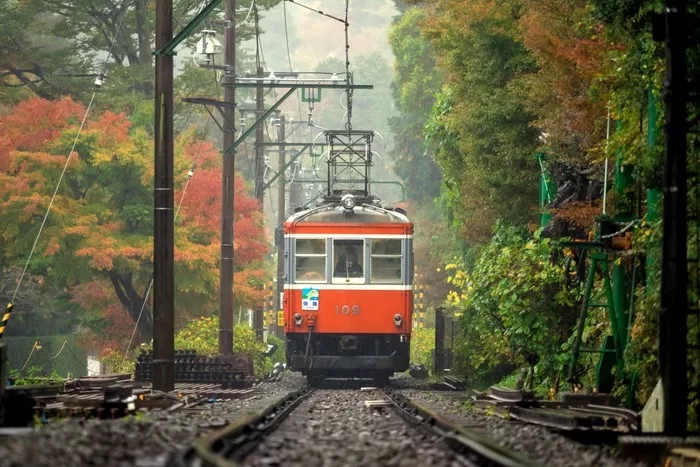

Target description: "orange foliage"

left=89, top=111, right=131, bottom=146
left=1, top=97, right=270, bottom=353
left=0, top=96, right=84, bottom=171
left=517, top=0, right=612, bottom=155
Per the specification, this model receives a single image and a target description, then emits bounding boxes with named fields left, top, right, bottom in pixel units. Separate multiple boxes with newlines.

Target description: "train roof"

left=286, top=204, right=411, bottom=225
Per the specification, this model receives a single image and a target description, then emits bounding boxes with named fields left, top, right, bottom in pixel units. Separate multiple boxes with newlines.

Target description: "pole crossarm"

left=225, top=87, right=296, bottom=155
left=154, top=0, right=222, bottom=56
left=181, top=97, right=236, bottom=133
left=258, top=142, right=325, bottom=148
left=225, top=81, right=373, bottom=90
left=260, top=144, right=311, bottom=193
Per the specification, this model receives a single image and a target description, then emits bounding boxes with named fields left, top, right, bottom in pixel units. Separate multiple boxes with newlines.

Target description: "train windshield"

left=332, top=239, right=365, bottom=283
left=294, top=239, right=327, bottom=283
left=370, top=239, right=402, bottom=284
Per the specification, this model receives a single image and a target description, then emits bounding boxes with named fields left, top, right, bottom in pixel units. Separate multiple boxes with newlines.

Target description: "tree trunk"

left=135, top=0, right=152, bottom=65
left=107, top=270, right=153, bottom=346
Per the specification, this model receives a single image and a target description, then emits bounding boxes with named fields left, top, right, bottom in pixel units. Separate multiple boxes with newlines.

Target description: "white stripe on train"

left=283, top=284, right=412, bottom=291
left=284, top=233, right=413, bottom=239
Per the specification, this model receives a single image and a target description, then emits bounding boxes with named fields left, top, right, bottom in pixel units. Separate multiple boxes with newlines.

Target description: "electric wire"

left=20, top=340, right=39, bottom=372
left=50, top=338, right=69, bottom=360
left=283, top=0, right=345, bottom=23
left=282, top=0, right=305, bottom=134
left=11, top=93, right=96, bottom=304
left=238, top=0, right=256, bottom=25
left=123, top=116, right=214, bottom=359
left=10, top=0, right=133, bottom=304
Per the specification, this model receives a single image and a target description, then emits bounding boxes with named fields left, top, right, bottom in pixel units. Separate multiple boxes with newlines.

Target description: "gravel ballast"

left=0, top=372, right=306, bottom=467
left=0, top=374, right=660, bottom=466
left=243, top=388, right=466, bottom=466
left=400, top=389, right=654, bottom=467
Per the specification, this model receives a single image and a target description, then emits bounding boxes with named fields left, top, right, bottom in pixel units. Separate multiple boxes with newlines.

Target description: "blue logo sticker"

left=301, top=288, right=319, bottom=311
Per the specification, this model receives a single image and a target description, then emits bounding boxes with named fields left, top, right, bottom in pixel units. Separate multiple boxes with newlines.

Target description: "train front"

left=283, top=196, right=413, bottom=385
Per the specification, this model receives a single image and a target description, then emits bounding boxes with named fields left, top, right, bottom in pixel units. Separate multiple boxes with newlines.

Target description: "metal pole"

left=153, top=0, right=175, bottom=392
left=276, top=115, right=286, bottom=339
left=219, top=0, right=236, bottom=355
left=253, top=65, right=265, bottom=342
left=434, top=306, right=445, bottom=376
left=660, top=0, right=688, bottom=436
left=603, top=108, right=611, bottom=215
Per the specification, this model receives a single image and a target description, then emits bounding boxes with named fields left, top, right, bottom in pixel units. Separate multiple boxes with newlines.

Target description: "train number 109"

left=335, top=304, right=360, bottom=315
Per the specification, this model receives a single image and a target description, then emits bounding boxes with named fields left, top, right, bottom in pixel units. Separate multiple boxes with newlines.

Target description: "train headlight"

left=394, top=314, right=403, bottom=327
left=341, top=194, right=356, bottom=211
left=294, top=313, right=302, bottom=326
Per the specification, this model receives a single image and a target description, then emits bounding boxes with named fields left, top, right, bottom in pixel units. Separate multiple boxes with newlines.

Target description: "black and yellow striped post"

left=0, top=303, right=13, bottom=340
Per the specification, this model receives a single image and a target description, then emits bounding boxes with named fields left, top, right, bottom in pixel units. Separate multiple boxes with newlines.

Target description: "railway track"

left=168, top=385, right=538, bottom=467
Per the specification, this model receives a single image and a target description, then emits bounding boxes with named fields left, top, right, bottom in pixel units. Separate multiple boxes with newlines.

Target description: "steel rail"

left=385, top=390, right=539, bottom=467
left=167, top=386, right=314, bottom=467
left=169, top=385, right=538, bottom=467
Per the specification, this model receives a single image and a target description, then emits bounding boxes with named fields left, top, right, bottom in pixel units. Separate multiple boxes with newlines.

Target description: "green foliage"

left=388, top=7, right=442, bottom=202
left=0, top=0, right=281, bottom=105
left=9, top=365, right=64, bottom=386
left=447, top=223, right=581, bottom=388
left=174, top=316, right=270, bottom=378
left=419, top=4, right=540, bottom=243
left=5, top=335, right=87, bottom=378
left=410, top=327, right=434, bottom=367
left=101, top=348, right=137, bottom=376
left=266, top=333, right=285, bottom=365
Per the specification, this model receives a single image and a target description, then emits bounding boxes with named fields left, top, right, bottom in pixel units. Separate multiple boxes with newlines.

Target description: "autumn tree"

left=0, top=97, right=268, bottom=349
left=514, top=0, right=611, bottom=161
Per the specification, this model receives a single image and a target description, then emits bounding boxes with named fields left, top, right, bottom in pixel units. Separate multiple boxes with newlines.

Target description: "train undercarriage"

left=285, top=333, right=410, bottom=386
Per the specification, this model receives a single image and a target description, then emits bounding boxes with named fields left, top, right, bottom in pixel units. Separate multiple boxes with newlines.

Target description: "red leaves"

left=177, top=152, right=268, bottom=267
left=1, top=96, right=270, bottom=354
left=0, top=96, right=84, bottom=171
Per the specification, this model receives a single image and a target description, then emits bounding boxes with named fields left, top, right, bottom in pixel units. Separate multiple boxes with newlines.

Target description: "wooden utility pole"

left=276, top=115, right=286, bottom=339
left=153, top=0, right=175, bottom=391
left=253, top=64, right=265, bottom=342
left=219, top=0, right=236, bottom=355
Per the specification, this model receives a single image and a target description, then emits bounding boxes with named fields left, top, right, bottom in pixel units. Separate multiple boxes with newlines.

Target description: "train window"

left=332, top=239, right=365, bottom=283
left=294, top=239, right=327, bottom=283
left=370, top=239, right=402, bottom=284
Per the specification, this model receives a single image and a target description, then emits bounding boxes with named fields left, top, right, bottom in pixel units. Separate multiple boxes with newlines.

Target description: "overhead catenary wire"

left=343, top=0, right=352, bottom=131
left=282, top=0, right=305, bottom=134
left=283, top=0, right=345, bottom=23
left=10, top=0, right=134, bottom=306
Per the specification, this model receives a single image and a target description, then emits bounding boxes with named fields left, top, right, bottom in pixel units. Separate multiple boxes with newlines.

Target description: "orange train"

left=283, top=193, right=414, bottom=385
